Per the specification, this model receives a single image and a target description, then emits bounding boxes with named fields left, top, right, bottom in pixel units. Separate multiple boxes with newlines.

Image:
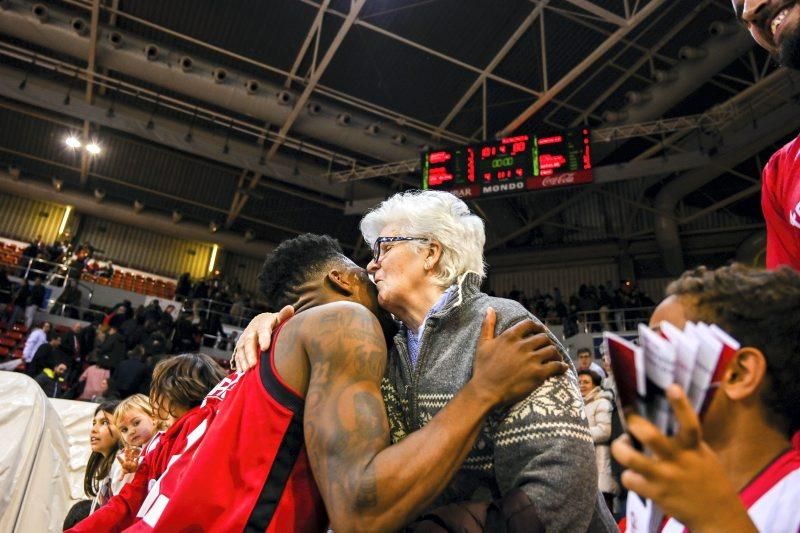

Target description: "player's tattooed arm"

left=303, top=302, right=567, bottom=532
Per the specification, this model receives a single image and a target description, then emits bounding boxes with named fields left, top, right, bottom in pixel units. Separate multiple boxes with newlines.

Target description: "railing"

left=45, top=302, right=107, bottom=323
left=4, top=256, right=96, bottom=300
left=187, top=297, right=261, bottom=329
left=576, top=306, right=655, bottom=333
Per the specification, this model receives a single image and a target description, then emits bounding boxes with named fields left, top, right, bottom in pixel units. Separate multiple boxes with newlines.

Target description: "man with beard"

left=734, top=0, right=800, bottom=269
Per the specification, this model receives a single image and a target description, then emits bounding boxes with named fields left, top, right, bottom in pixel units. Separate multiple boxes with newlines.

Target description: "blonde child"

left=68, top=354, right=226, bottom=532
left=113, top=394, right=163, bottom=477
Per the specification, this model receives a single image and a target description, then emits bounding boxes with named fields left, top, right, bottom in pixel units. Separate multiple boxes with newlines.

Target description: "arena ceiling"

left=0, top=0, right=798, bottom=276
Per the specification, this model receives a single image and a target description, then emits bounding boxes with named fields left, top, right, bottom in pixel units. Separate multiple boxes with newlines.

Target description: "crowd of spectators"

left=16, top=233, right=113, bottom=285
left=498, top=280, right=655, bottom=335
left=7, top=296, right=219, bottom=401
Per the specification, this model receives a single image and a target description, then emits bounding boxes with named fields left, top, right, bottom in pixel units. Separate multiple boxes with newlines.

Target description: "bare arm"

left=303, top=303, right=565, bottom=532
left=611, top=385, right=757, bottom=533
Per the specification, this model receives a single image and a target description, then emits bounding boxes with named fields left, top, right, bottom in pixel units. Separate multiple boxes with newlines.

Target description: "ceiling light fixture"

left=85, top=142, right=101, bottom=155
left=65, top=135, right=82, bottom=149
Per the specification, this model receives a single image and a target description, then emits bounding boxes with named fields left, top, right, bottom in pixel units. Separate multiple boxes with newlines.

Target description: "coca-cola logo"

left=541, top=173, right=576, bottom=187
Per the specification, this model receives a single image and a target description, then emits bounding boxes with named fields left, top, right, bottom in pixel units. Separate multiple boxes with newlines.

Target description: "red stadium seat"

left=11, top=324, right=28, bottom=333
left=13, top=348, right=23, bottom=359
left=0, top=346, right=9, bottom=357
left=0, top=338, right=16, bottom=348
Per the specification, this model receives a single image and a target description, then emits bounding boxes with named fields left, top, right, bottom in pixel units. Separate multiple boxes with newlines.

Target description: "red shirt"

left=124, top=331, right=327, bottom=532
left=67, top=404, right=215, bottom=533
left=762, top=134, right=800, bottom=269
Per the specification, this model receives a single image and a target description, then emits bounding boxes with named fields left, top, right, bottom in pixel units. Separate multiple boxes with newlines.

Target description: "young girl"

left=113, top=394, right=162, bottom=478
left=67, top=353, right=227, bottom=532
left=83, top=401, right=122, bottom=513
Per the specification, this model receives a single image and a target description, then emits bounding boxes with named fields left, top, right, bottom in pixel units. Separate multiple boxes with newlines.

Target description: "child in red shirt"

left=67, top=353, right=226, bottom=533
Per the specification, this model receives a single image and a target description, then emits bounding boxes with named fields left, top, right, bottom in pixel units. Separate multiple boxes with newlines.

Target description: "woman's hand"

left=611, top=385, right=756, bottom=533
left=231, top=305, right=294, bottom=371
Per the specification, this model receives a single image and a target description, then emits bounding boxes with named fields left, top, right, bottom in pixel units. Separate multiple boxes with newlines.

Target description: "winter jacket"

left=582, top=386, right=619, bottom=495
left=382, top=272, right=616, bottom=532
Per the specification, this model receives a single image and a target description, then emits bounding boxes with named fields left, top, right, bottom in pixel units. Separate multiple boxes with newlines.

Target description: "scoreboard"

left=421, top=129, right=592, bottom=199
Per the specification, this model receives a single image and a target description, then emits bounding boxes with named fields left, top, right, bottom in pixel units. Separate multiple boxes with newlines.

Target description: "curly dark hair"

left=666, top=264, right=800, bottom=436
left=258, top=233, right=348, bottom=310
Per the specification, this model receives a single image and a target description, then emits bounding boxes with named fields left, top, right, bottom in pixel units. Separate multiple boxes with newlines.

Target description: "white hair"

left=360, top=190, right=486, bottom=287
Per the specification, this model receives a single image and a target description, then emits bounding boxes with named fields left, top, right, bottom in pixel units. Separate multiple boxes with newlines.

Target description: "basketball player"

left=125, top=234, right=567, bottom=531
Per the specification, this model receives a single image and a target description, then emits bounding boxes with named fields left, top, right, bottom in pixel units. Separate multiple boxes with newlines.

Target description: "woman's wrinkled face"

left=366, top=224, right=429, bottom=315
left=90, top=410, right=118, bottom=456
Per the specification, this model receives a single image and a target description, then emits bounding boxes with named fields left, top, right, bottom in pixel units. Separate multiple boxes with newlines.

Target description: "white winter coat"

left=583, top=386, right=619, bottom=494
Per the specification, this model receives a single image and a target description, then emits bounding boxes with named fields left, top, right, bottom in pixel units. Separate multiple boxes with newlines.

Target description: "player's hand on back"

left=232, top=305, right=294, bottom=371
left=470, top=307, right=568, bottom=407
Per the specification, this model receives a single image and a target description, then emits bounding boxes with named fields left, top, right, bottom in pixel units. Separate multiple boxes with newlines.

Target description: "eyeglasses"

left=371, top=236, right=428, bottom=263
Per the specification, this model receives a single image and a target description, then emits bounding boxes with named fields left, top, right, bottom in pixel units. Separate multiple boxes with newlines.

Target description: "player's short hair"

left=258, top=234, right=349, bottom=310
left=666, top=264, right=800, bottom=436
left=577, top=347, right=592, bottom=357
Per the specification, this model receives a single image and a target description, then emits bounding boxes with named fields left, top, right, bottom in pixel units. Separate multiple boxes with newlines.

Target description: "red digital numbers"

left=467, top=147, right=476, bottom=183
left=539, top=154, right=566, bottom=170
left=537, top=135, right=563, bottom=145
left=428, top=151, right=452, bottom=164
left=428, top=166, right=453, bottom=186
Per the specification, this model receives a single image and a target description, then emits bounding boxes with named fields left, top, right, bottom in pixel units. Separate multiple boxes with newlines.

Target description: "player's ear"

left=326, top=269, right=354, bottom=296
left=722, top=346, right=767, bottom=401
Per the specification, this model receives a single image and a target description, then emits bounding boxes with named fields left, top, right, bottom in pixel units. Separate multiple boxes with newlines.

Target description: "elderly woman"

left=236, top=190, right=615, bottom=531
left=578, top=369, right=619, bottom=513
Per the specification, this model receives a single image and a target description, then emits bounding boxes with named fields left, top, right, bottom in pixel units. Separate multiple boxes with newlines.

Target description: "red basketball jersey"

left=127, top=325, right=327, bottom=532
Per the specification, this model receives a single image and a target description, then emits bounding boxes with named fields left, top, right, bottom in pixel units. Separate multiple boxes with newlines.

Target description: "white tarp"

left=50, top=399, right=97, bottom=502
left=0, top=372, right=88, bottom=532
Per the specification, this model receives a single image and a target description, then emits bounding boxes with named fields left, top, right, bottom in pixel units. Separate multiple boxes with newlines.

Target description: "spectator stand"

left=0, top=236, right=178, bottom=299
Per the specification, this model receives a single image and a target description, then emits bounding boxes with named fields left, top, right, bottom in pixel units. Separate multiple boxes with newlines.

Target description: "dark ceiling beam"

left=0, top=63, right=387, bottom=204
left=59, top=0, right=467, bottom=145
left=562, top=0, right=627, bottom=26
left=435, top=1, right=549, bottom=135
left=297, top=0, right=598, bottom=120
left=285, top=0, right=332, bottom=89
left=0, top=169, right=276, bottom=259
left=500, top=0, right=668, bottom=137
left=484, top=188, right=596, bottom=252
left=0, top=145, right=311, bottom=239
left=225, top=0, right=368, bottom=226
left=566, top=0, right=711, bottom=127
left=655, top=95, right=800, bottom=275
left=78, top=0, right=101, bottom=187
